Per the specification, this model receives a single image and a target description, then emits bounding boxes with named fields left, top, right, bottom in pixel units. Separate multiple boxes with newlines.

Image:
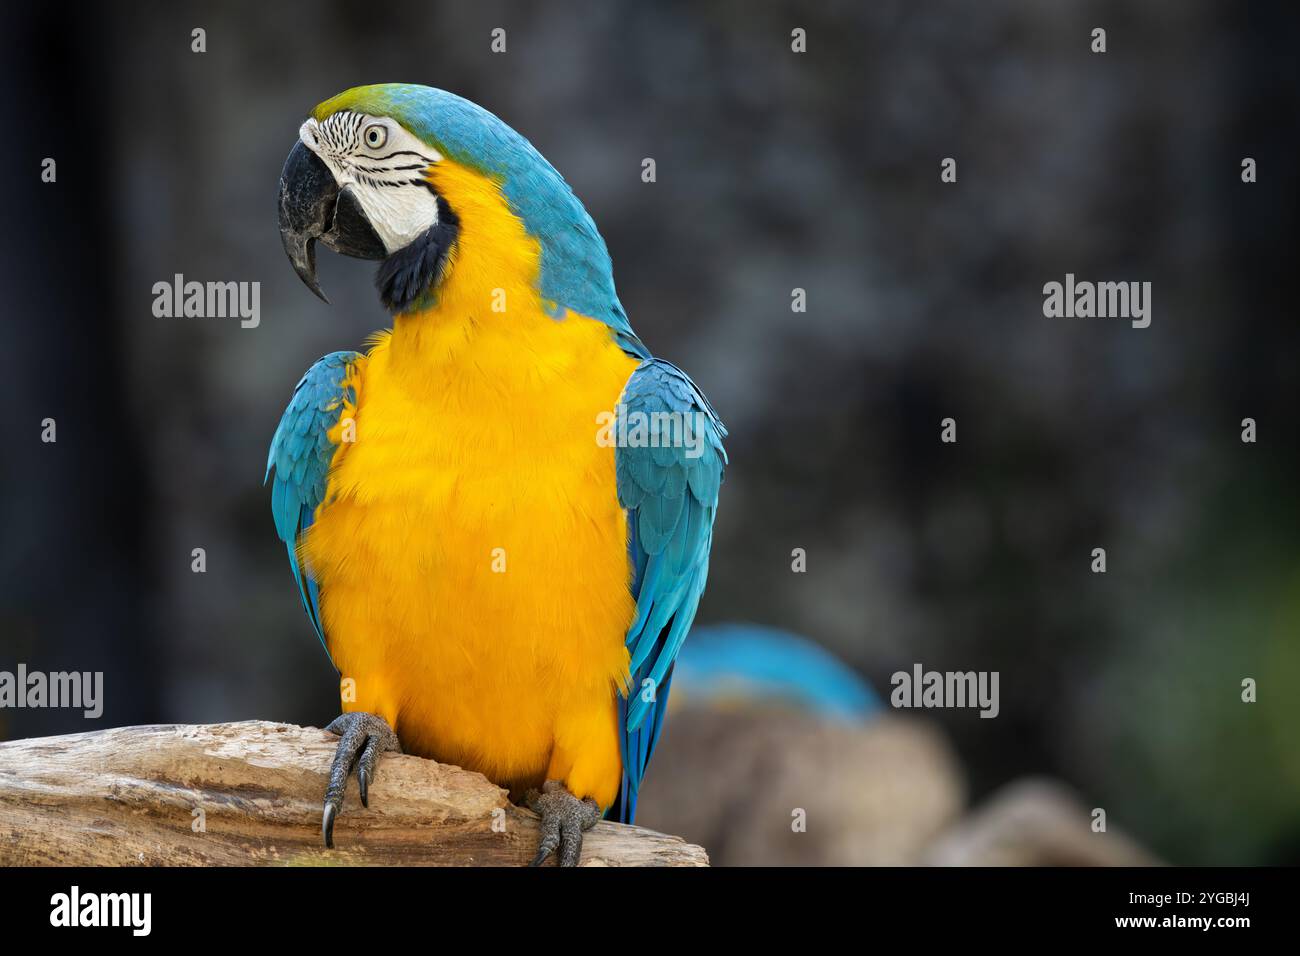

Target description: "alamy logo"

left=0, top=664, right=102, bottom=718
left=1042, top=273, right=1151, bottom=328
left=50, top=886, right=151, bottom=936
left=890, top=664, right=1000, bottom=718
left=152, top=273, right=260, bottom=328
left=595, top=405, right=707, bottom=459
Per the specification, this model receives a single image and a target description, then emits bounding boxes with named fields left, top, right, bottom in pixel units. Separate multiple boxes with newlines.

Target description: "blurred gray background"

left=0, top=0, right=1296, bottom=865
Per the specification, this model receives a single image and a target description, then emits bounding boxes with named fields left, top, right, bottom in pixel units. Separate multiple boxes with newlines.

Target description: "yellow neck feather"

left=389, top=158, right=545, bottom=361
left=381, top=157, right=625, bottom=404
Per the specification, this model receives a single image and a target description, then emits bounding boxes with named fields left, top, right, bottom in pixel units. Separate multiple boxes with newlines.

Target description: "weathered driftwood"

left=0, top=720, right=707, bottom=866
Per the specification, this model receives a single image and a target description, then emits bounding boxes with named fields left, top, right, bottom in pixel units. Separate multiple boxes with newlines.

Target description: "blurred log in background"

left=639, top=705, right=1158, bottom=866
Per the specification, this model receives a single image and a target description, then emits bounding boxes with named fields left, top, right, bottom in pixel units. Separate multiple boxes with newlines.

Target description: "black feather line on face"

left=374, top=195, right=460, bottom=314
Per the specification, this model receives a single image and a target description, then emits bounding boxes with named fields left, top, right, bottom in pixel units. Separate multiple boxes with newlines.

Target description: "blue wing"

left=610, top=358, right=727, bottom=824
left=264, top=351, right=361, bottom=667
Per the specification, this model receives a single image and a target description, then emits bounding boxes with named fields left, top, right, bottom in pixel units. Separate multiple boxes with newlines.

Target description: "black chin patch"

left=375, top=196, right=460, bottom=314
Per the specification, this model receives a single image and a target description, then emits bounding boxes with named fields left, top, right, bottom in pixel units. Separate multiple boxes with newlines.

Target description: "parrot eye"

left=364, top=125, right=388, bottom=149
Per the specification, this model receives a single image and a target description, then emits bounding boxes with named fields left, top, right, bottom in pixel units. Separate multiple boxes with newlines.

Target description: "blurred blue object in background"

left=674, top=624, right=881, bottom=721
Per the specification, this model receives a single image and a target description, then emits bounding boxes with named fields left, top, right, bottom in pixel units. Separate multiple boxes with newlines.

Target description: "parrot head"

left=278, top=83, right=627, bottom=328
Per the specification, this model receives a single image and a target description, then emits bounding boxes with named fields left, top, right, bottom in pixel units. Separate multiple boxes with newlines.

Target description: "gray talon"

left=356, top=730, right=390, bottom=808
left=322, top=802, right=337, bottom=849
left=321, top=712, right=401, bottom=848
left=526, top=780, right=600, bottom=867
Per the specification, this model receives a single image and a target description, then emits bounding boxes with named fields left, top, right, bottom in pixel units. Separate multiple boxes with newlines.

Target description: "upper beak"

left=278, top=140, right=388, bottom=303
left=278, top=140, right=336, bottom=303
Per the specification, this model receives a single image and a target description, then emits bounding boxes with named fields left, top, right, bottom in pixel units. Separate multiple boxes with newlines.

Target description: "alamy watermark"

left=596, top=405, right=707, bottom=459
left=0, top=664, right=102, bottom=718
left=1043, top=273, right=1151, bottom=328
left=50, top=886, right=150, bottom=936
left=890, top=663, right=999, bottom=718
left=152, top=273, right=260, bottom=328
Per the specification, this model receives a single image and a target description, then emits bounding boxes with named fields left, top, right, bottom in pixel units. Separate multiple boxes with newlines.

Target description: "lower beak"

left=277, top=140, right=388, bottom=303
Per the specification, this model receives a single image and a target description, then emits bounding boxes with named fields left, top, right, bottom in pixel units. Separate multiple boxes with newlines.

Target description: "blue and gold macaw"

left=267, top=84, right=725, bottom=865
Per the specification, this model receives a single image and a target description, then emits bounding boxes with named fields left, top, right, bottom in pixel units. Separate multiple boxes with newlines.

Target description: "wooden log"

left=0, top=720, right=707, bottom=866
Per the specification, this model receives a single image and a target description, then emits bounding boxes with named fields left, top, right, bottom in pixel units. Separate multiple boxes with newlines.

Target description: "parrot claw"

left=321, top=802, right=337, bottom=848
left=320, top=712, right=402, bottom=849
left=525, top=780, right=600, bottom=867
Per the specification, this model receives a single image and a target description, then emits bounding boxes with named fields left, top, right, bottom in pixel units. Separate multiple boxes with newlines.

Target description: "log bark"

left=0, top=720, right=708, bottom=866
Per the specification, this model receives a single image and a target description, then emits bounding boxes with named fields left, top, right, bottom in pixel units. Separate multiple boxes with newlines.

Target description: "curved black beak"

left=278, top=140, right=388, bottom=303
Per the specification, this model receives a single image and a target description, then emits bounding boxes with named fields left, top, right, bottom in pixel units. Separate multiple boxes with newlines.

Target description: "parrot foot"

left=320, top=712, right=402, bottom=849
left=525, top=780, right=600, bottom=867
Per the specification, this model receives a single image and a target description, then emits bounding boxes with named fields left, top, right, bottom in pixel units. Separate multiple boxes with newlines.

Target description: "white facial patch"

left=299, top=112, right=444, bottom=254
